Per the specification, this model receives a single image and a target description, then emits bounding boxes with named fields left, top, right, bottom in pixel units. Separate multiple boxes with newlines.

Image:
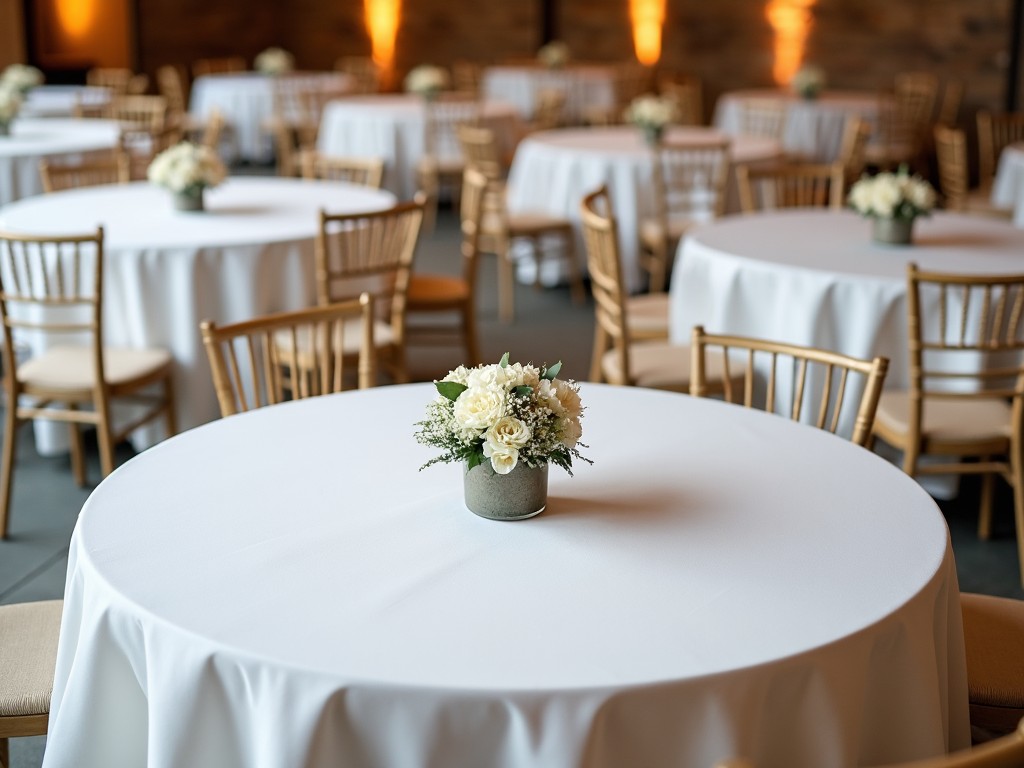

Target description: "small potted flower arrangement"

left=147, top=142, right=228, bottom=212
left=0, top=82, right=22, bottom=137
left=1, top=64, right=44, bottom=94
left=790, top=64, right=825, bottom=100
left=415, top=353, right=591, bottom=521
left=624, top=93, right=678, bottom=146
left=404, top=65, right=450, bottom=101
left=254, top=47, right=295, bottom=76
left=848, top=166, right=937, bottom=245
left=537, top=41, right=571, bottom=69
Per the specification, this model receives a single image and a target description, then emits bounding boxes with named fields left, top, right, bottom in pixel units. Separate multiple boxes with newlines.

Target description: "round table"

left=316, top=94, right=524, bottom=199
left=505, top=126, right=783, bottom=292
left=19, top=85, right=112, bottom=118
left=482, top=63, right=617, bottom=123
left=0, top=117, right=122, bottom=205
left=713, top=88, right=885, bottom=162
left=670, top=209, right=1024, bottom=391
left=44, top=383, right=968, bottom=768
left=0, top=177, right=395, bottom=453
left=990, top=142, right=1024, bottom=225
left=189, top=71, right=355, bottom=163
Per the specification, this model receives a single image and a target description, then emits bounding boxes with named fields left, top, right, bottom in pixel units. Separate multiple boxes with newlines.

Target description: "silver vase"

left=872, top=217, right=914, bottom=245
left=173, top=189, right=204, bottom=212
left=463, top=461, right=548, bottom=521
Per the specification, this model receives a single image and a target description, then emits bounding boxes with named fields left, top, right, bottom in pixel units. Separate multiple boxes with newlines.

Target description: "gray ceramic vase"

left=463, top=461, right=548, bottom=521
left=173, top=189, right=204, bottom=212
left=872, top=216, right=914, bottom=246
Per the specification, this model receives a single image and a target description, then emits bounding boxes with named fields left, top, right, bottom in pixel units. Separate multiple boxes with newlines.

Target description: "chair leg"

left=163, top=374, right=178, bottom=438
left=0, top=736, right=9, bottom=768
left=530, top=235, right=543, bottom=291
left=95, top=415, right=116, bottom=479
left=589, top=325, right=608, bottom=383
left=1011, top=443, right=1024, bottom=587
left=978, top=464, right=995, bottom=540
left=498, top=241, right=515, bottom=324
left=648, top=239, right=668, bottom=294
left=67, top=412, right=86, bottom=488
left=0, top=403, right=19, bottom=538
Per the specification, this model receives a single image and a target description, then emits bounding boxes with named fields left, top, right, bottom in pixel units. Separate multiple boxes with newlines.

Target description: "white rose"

left=553, top=380, right=582, bottom=419
left=467, top=364, right=509, bottom=390
left=869, top=177, right=900, bottom=217
left=560, top=416, right=583, bottom=448
left=442, top=365, right=470, bottom=385
left=908, top=180, right=935, bottom=211
left=483, top=443, right=519, bottom=474
left=453, top=386, right=505, bottom=432
left=848, top=181, right=872, bottom=213
left=485, top=416, right=532, bottom=450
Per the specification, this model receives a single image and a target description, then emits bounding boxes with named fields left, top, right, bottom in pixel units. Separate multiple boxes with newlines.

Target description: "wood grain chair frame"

left=417, top=93, right=479, bottom=232
left=838, top=115, right=871, bottom=188
left=300, top=152, right=385, bottom=188
left=0, top=228, right=176, bottom=537
left=738, top=98, right=786, bottom=140
left=933, top=125, right=1008, bottom=218
left=659, top=76, right=704, bottom=126
left=690, top=326, right=889, bottom=447
left=201, top=296, right=376, bottom=417
left=85, top=67, right=134, bottom=95
left=736, top=162, right=845, bottom=213
left=39, top=150, right=131, bottom=193
left=456, top=123, right=505, bottom=181
left=315, top=198, right=426, bottom=384
left=872, top=264, right=1024, bottom=583
left=977, top=111, right=1024, bottom=190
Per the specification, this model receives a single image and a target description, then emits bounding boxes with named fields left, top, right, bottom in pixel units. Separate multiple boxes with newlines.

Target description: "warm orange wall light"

left=766, top=0, right=816, bottom=85
left=365, top=0, right=400, bottom=75
left=56, top=0, right=96, bottom=39
left=630, top=0, right=665, bottom=66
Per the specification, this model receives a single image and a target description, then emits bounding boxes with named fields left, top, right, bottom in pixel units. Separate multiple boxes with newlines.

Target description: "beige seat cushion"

left=602, top=341, right=692, bottom=390
left=408, top=274, right=469, bottom=305
left=18, top=346, right=171, bottom=392
left=505, top=211, right=572, bottom=235
left=875, top=390, right=1013, bottom=444
left=625, top=293, right=669, bottom=339
left=961, top=592, right=1024, bottom=737
left=0, top=599, right=62, bottom=718
left=273, top=319, right=392, bottom=359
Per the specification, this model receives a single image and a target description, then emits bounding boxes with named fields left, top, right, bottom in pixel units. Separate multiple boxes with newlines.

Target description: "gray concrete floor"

left=2, top=190, right=1022, bottom=767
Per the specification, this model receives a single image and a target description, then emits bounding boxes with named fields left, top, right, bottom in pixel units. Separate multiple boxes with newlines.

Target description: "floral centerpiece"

left=146, top=142, right=227, bottom=212
left=537, top=41, right=570, bottom=69
left=848, top=166, right=937, bottom=245
left=1, top=64, right=44, bottom=94
left=404, top=65, right=450, bottom=101
left=254, top=47, right=295, bottom=76
left=415, top=353, right=591, bottom=520
left=790, top=64, right=825, bottom=100
left=0, top=83, right=22, bottom=137
left=624, top=93, right=678, bottom=146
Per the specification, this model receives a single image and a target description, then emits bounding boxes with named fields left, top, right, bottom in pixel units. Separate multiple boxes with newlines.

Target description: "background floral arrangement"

left=537, top=41, right=570, bottom=68
left=147, top=142, right=227, bottom=195
left=404, top=65, right=450, bottom=96
left=1, top=64, right=43, bottom=94
left=848, top=167, right=937, bottom=220
left=254, top=47, right=295, bottom=75
left=415, top=353, right=590, bottom=475
left=790, top=64, right=825, bottom=99
left=624, top=94, right=679, bottom=131
left=0, top=82, right=22, bottom=127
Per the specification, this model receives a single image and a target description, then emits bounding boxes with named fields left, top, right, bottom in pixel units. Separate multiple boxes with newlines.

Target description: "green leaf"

left=466, top=451, right=484, bottom=470
left=513, top=385, right=533, bottom=397
left=435, top=381, right=468, bottom=401
left=542, top=361, right=562, bottom=380
left=499, top=352, right=509, bottom=368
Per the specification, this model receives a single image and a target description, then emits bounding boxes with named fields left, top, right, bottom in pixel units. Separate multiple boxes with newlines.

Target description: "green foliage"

left=435, top=381, right=468, bottom=401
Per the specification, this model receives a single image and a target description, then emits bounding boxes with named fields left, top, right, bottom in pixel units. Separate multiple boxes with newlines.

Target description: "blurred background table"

left=990, top=142, right=1024, bottom=225
left=45, top=383, right=967, bottom=768
left=19, top=85, right=112, bottom=118
left=482, top=63, right=617, bottom=124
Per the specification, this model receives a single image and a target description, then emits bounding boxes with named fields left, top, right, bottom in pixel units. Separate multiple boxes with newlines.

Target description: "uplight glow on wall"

left=365, top=0, right=400, bottom=74
left=766, top=0, right=816, bottom=85
left=56, top=0, right=95, bottom=38
left=630, top=0, right=665, bottom=66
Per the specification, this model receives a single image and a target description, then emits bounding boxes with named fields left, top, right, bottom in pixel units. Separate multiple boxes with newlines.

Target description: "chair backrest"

left=200, top=109, right=226, bottom=151
left=0, top=229, right=105, bottom=397
left=192, top=56, right=247, bottom=79
left=156, top=65, right=189, bottom=115
left=838, top=115, right=871, bottom=185
left=335, top=56, right=380, bottom=94
left=580, top=186, right=632, bottom=379
left=690, top=326, right=889, bottom=447
left=456, top=123, right=504, bottom=180
left=452, top=60, right=482, bottom=96
left=652, top=138, right=732, bottom=224
left=934, top=124, right=971, bottom=211
left=531, top=88, right=567, bottom=130
left=39, top=151, right=131, bottom=193
left=736, top=162, right=845, bottom=212
left=894, top=71, right=939, bottom=127
left=109, top=95, right=168, bottom=131
left=85, top=67, right=133, bottom=95
left=424, top=93, right=479, bottom=162
left=458, top=168, right=489, bottom=287
left=977, top=111, right=1024, bottom=187
left=315, top=199, right=426, bottom=342
left=300, top=152, right=385, bottom=188
left=200, top=296, right=376, bottom=417
left=738, top=98, right=786, bottom=139
left=938, top=79, right=965, bottom=127
left=903, top=262, right=1024, bottom=451
left=659, top=75, right=703, bottom=126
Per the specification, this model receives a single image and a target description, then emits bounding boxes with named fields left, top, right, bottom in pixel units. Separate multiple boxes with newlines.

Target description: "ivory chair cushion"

left=961, top=592, right=1024, bottom=738
left=875, top=390, right=1013, bottom=444
left=273, top=319, right=394, bottom=359
left=0, top=599, right=62, bottom=718
left=17, top=347, right=172, bottom=392
left=625, top=293, right=669, bottom=339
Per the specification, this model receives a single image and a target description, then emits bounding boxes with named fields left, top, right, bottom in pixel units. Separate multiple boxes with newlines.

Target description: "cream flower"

left=560, top=416, right=583, bottom=448
left=553, top=380, right=582, bottom=419
left=485, top=416, right=532, bottom=451
left=536, top=379, right=563, bottom=416
left=483, top=443, right=519, bottom=474
left=453, top=386, right=505, bottom=432
left=467, top=364, right=509, bottom=390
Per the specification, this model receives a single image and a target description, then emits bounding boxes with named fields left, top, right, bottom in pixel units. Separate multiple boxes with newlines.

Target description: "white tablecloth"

left=990, top=142, right=1024, bottom=225
left=0, top=118, right=122, bottom=206
left=713, top=89, right=884, bottom=162
left=670, top=209, right=1024, bottom=391
left=316, top=94, right=524, bottom=199
left=189, top=71, right=355, bottom=163
left=19, top=85, right=112, bottom=118
left=0, top=177, right=395, bottom=452
left=506, top=126, right=784, bottom=292
left=44, top=383, right=968, bottom=768
left=482, top=64, right=617, bottom=123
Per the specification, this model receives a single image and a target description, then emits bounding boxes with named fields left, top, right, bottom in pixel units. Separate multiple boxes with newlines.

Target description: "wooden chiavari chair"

left=736, top=162, right=845, bottom=213
left=977, top=111, right=1024, bottom=191
left=837, top=115, right=871, bottom=188
left=934, top=125, right=1011, bottom=217
left=39, top=150, right=131, bottom=193
left=737, top=98, right=786, bottom=140
left=416, top=92, right=479, bottom=232
left=299, top=152, right=385, bottom=188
